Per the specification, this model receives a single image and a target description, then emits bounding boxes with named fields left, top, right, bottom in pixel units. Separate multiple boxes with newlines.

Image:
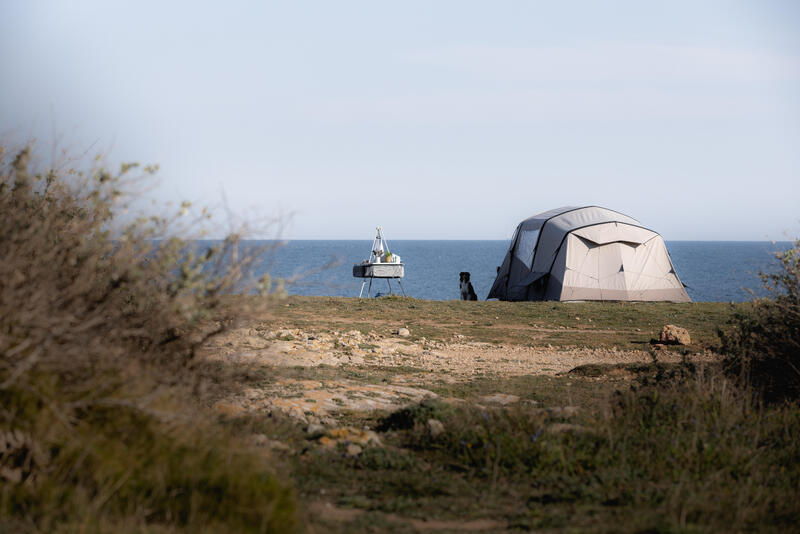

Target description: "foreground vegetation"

left=720, top=240, right=800, bottom=401
left=1, top=144, right=798, bottom=532
left=0, top=146, right=297, bottom=532
left=287, top=371, right=799, bottom=532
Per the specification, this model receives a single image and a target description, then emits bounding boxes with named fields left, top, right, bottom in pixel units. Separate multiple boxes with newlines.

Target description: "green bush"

left=0, top=145, right=297, bottom=532
left=720, top=239, right=800, bottom=401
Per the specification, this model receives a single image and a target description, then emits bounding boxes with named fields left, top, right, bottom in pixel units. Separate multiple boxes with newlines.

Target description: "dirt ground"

left=198, top=301, right=724, bottom=532
left=201, top=321, right=718, bottom=423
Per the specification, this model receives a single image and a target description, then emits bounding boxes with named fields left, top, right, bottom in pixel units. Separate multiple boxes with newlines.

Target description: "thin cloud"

left=401, top=44, right=800, bottom=83
left=306, top=88, right=785, bottom=125
left=302, top=44, right=799, bottom=125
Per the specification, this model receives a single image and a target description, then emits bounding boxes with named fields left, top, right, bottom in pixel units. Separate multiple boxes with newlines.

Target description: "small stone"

left=427, top=419, right=445, bottom=438
left=659, top=325, right=691, bottom=345
left=397, top=327, right=410, bottom=337
left=306, top=423, right=326, bottom=436
left=251, top=433, right=269, bottom=446
left=267, top=440, right=291, bottom=452
left=346, top=444, right=363, bottom=456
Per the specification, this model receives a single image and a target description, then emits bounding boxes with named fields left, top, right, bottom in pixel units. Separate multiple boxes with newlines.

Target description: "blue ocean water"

left=247, top=240, right=792, bottom=302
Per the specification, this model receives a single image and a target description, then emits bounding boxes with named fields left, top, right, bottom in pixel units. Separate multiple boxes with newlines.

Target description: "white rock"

left=346, top=444, right=363, bottom=456
left=427, top=419, right=445, bottom=438
left=306, top=423, right=326, bottom=436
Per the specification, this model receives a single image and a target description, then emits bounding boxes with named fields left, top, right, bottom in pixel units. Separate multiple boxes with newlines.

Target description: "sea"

left=244, top=240, right=793, bottom=302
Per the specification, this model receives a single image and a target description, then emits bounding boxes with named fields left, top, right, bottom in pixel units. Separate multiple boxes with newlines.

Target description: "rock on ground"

left=318, top=427, right=382, bottom=449
left=427, top=419, right=445, bottom=438
left=659, top=324, right=691, bottom=345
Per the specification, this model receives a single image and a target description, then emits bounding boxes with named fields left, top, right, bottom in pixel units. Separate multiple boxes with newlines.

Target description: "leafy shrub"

left=719, top=239, right=800, bottom=401
left=376, top=398, right=445, bottom=432
left=0, top=145, right=297, bottom=532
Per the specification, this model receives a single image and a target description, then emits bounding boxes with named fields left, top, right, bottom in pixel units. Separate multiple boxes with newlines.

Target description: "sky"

left=1, top=1, right=799, bottom=240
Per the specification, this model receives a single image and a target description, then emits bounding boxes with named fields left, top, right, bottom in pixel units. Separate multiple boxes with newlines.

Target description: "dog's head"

left=459, top=272, right=471, bottom=283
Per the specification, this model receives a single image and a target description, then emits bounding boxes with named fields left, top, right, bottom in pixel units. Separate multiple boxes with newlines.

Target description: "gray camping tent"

left=487, top=206, right=690, bottom=302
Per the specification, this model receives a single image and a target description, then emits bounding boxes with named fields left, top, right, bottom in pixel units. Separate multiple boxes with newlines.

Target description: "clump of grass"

left=719, top=239, right=800, bottom=401
left=374, top=370, right=800, bottom=531
left=0, top=145, right=297, bottom=532
left=2, top=394, right=296, bottom=533
left=376, top=398, right=445, bottom=432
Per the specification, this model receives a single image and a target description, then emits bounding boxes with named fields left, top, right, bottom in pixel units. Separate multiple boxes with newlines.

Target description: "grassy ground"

left=211, top=296, right=799, bottom=533
left=247, top=363, right=798, bottom=533
left=260, top=296, right=734, bottom=350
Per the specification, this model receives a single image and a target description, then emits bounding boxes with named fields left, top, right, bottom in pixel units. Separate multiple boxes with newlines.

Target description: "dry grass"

left=290, top=366, right=800, bottom=533
left=257, top=295, right=734, bottom=349
left=0, top=145, right=298, bottom=532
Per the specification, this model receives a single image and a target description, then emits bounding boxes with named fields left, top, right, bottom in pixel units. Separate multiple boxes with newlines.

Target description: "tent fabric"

left=487, top=206, right=690, bottom=302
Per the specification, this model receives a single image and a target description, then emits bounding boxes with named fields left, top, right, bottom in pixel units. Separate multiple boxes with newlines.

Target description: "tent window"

left=514, top=229, right=539, bottom=269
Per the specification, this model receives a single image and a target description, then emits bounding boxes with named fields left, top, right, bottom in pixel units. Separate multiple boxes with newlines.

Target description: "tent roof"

left=521, top=205, right=641, bottom=232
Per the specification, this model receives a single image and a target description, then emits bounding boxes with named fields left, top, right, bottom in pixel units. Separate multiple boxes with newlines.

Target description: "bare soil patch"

left=202, top=324, right=720, bottom=423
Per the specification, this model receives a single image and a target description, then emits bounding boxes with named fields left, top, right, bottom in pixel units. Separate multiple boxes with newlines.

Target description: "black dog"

left=459, top=272, right=478, bottom=301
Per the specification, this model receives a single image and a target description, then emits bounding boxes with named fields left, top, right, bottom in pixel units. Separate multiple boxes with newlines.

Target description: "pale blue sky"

left=1, top=1, right=799, bottom=239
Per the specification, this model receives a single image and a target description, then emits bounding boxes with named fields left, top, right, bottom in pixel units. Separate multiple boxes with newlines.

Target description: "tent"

left=487, top=206, right=690, bottom=302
